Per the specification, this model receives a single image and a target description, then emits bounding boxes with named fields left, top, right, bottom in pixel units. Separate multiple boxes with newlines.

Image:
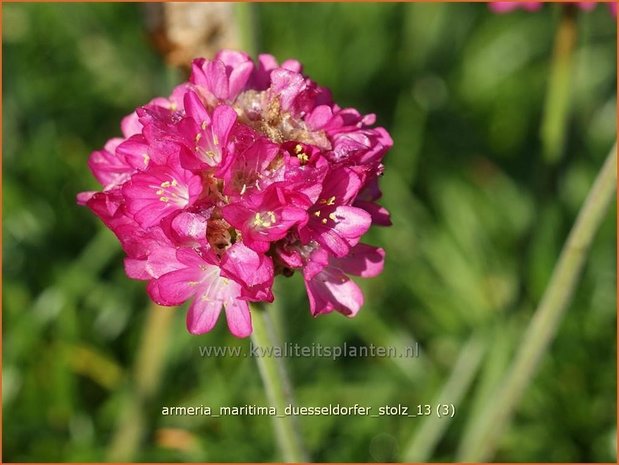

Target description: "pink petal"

left=224, top=300, right=252, bottom=338
left=212, top=105, right=237, bottom=148
left=269, top=69, right=306, bottom=111
left=222, top=138, right=281, bottom=198
left=164, top=211, right=209, bottom=246
left=354, top=200, right=392, bottom=226
left=221, top=243, right=274, bottom=301
left=281, top=59, right=302, bottom=73
left=88, top=140, right=134, bottom=189
left=124, top=257, right=151, bottom=280
left=183, top=90, right=211, bottom=127
left=306, top=105, right=333, bottom=131
left=205, top=59, right=229, bottom=100
left=190, top=59, right=208, bottom=89
left=84, top=190, right=124, bottom=228
left=220, top=243, right=273, bottom=287
left=121, top=111, right=142, bottom=138
left=301, top=205, right=371, bottom=257
left=330, top=206, right=372, bottom=245
left=222, top=187, right=308, bottom=252
left=330, top=243, right=385, bottom=278
left=322, top=168, right=363, bottom=205
left=186, top=297, right=223, bottom=335
left=251, top=54, right=279, bottom=90
left=306, top=267, right=364, bottom=317
left=302, top=247, right=330, bottom=281
left=227, top=60, right=254, bottom=99
left=149, top=267, right=201, bottom=306
left=116, top=135, right=151, bottom=171
left=77, top=191, right=96, bottom=205
left=123, top=164, right=202, bottom=229
left=124, top=246, right=183, bottom=280
left=115, top=219, right=171, bottom=259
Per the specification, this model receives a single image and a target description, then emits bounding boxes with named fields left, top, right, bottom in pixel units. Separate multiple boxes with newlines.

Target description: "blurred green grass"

left=3, top=2, right=616, bottom=462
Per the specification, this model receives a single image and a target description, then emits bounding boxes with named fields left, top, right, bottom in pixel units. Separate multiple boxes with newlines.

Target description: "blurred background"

left=3, top=2, right=616, bottom=462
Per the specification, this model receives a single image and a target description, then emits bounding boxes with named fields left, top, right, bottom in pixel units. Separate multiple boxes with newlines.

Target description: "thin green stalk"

left=107, top=303, right=174, bottom=461
left=458, top=143, right=617, bottom=461
left=403, top=332, right=486, bottom=462
left=455, top=319, right=519, bottom=458
left=250, top=304, right=308, bottom=462
left=233, top=6, right=307, bottom=462
left=541, top=4, right=579, bottom=164
left=235, top=3, right=260, bottom=56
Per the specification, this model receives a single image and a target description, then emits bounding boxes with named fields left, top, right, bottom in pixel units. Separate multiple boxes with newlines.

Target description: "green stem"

left=107, top=303, right=174, bottom=461
left=403, top=332, right=486, bottom=462
left=235, top=2, right=260, bottom=56
left=250, top=304, right=308, bottom=462
left=235, top=7, right=306, bottom=462
left=458, top=143, right=617, bottom=461
left=455, top=319, right=518, bottom=458
left=541, top=4, right=579, bottom=164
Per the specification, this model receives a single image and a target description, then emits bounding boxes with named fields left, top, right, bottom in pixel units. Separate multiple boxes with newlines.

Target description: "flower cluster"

left=489, top=1, right=617, bottom=15
left=78, top=50, right=392, bottom=337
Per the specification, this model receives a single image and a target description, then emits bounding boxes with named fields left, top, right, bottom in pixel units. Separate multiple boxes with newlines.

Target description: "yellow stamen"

left=253, top=211, right=277, bottom=228
left=325, top=196, right=336, bottom=206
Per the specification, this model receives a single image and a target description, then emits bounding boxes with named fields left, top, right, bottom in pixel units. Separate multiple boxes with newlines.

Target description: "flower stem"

left=403, top=332, right=486, bottom=462
left=250, top=303, right=308, bottom=462
left=107, top=303, right=174, bottom=461
left=541, top=4, right=578, bottom=164
left=235, top=2, right=260, bottom=57
left=458, top=142, right=617, bottom=461
left=234, top=7, right=305, bottom=462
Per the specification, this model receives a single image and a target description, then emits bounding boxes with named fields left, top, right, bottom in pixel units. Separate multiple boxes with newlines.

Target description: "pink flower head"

left=489, top=1, right=617, bottom=15
left=489, top=2, right=542, bottom=13
left=78, top=50, right=392, bottom=337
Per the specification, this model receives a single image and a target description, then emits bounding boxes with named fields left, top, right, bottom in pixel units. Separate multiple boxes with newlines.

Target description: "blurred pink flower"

left=78, top=50, right=391, bottom=337
left=489, top=1, right=617, bottom=15
left=489, top=2, right=542, bottom=13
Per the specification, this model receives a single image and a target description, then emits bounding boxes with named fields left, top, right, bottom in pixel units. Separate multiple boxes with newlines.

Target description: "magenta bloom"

left=489, top=2, right=542, bottom=13
left=489, top=1, right=617, bottom=15
left=78, top=50, right=391, bottom=337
